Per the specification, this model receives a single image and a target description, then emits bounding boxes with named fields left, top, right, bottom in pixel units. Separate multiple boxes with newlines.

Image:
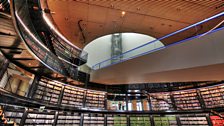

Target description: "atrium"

left=0, top=0, right=224, bottom=126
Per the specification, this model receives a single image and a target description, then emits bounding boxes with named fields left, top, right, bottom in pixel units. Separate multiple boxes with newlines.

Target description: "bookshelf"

left=83, top=113, right=104, bottom=126
left=210, top=115, right=224, bottom=126
left=179, top=114, right=209, bottom=126
left=172, top=89, right=201, bottom=110
left=3, top=108, right=23, bottom=125
left=57, top=112, right=81, bottom=126
left=153, top=115, right=177, bottom=126
left=200, top=84, right=224, bottom=108
left=33, top=80, right=62, bottom=104
left=62, top=86, right=85, bottom=108
left=85, top=90, right=106, bottom=109
left=24, top=111, right=55, bottom=126
left=150, top=92, right=174, bottom=111
left=107, top=114, right=127, bottom=126
left=130, top=115, right=151, bottom=126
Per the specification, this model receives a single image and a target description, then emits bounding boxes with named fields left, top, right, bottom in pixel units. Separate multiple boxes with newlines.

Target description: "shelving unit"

left=107, top=114, right=127, bottom=126
left=24, top=111, right=55, bottom=126
left=130, top=115, right=151, bottom=126
left=4, top=107, right=23, bottom=125
left=33, top=80, right=62, bottom=104
left=200, top=84, right=224, bottom=108
left=85, top=90, right=106, bottom=109
left=57, top=112, right=81, bottom=126
left=172, top=89, right=201, bottom=110
left=150, top=92, right=173, bottom=111
left=179, top=114, right=209, bottom=126
left=153, top=115, right=177, bottom=126
left=210, top=115, right=224, bottom=126
left=62, top=86, right=85, bottom=108
left=83, top=113, right=104, bottom=126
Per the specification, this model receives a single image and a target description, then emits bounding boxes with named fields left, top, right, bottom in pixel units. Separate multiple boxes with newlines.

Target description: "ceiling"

left=47, top=0, right=224, bottom=48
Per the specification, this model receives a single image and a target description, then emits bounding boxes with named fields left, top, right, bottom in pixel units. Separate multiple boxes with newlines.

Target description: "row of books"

left=3, top=106, right=222, bottom=126
left=86, top=90, right=106, bottom=109
left=33, top=79, right=224, bottom=111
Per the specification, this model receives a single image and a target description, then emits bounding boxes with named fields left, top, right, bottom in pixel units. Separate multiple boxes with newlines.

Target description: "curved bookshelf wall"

left=1, top=0, right=224, bottom=126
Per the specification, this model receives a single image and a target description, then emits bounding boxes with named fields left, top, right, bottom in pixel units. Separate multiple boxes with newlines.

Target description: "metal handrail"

left=92, top=12, right=224, bottom=70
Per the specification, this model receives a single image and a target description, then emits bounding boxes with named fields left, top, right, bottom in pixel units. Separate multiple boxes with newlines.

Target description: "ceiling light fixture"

left=121, top=11, right=126, bottom=17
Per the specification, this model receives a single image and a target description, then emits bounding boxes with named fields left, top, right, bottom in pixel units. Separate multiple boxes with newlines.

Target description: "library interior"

left=0, top=0, right=224, bottom=126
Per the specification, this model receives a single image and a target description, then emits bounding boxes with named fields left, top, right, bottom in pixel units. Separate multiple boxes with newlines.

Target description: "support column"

left=80, top=113, right=84, bottom=126
left=58, top=86, right=65, bottom=106
left=150, top=115, right=155, bottom=126
left=148, top=95, right=153, bottom=111
left=176, top=115, right=181, bottom=126
left=196, top=89, right=206, bottom=109
left=19, top=109, right=28, bottom=126
left=206, top=113, right=213, bottom=126
left=0, top=58, right=9, bottom=81
left=83, top=74, right=89, bottom=107
left=125, top=93, right=129, bottom=111
left=27, top=75, right=40, bottom=98
left=127, top=115, right=130, bottom=126
left=104, top=86, right=108, bottom=110
left=104, top=114, right=107, bottom=126
left=53, top=111, right=59, bottom=126
left=83, top=90, right=87, bottom=108
left=170, top=93, right=177, bottom=110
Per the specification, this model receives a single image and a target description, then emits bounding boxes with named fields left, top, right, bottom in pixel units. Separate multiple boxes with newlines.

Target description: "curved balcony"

left=10, top=0, right=88, bottom=83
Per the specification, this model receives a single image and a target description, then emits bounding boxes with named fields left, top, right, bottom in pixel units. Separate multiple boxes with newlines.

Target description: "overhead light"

left=121, top=11, right=126, bottom=17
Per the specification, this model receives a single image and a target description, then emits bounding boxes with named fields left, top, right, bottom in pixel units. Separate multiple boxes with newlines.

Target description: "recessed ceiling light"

left=121, top=11, right=126, bottom=17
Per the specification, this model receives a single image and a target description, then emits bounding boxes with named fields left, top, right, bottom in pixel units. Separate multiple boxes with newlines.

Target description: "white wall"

left=83, top=35, right=111, bottom=67
left=122, top=33, right=164, bottom=59
left=83, top=33, right=164, bottom=67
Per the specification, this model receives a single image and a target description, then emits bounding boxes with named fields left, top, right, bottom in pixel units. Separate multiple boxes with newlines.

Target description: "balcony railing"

left=92, top=12, right=224, bottom=70
left=11, top=0, right=88, bottom=82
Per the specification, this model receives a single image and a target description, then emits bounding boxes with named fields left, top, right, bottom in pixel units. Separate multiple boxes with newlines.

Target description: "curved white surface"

left=83, top=33, right=164, bottom=67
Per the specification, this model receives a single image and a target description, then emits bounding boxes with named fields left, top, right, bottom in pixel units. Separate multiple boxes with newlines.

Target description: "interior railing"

left=38, top=0, right=88, bottom=64
left=11, top=0, right=88, bottom=82
left=92, top=12, right=224, bottom=70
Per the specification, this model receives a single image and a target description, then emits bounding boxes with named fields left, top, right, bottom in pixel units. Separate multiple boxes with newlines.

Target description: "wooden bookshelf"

left=130, top=115, right=151, bottom=126
left=83, top=113, right=104, bottom=126
left=153, top=115, right=177, bottom=126
left=85, top=90, right=106, bottom=109
left=57, top=112, right=81, bottom=126
left=150, top=92, right=174, bottom=111
left=172, top=89, right=201, bottom=110
left=33, top=80, right=62, bottom=104
left=25, top=111, right=55, bottom=126
left=107, top=114, right=127, bottom=126
left=3, top=107, right=23, bottom=125
left=210, top=115, right=224, bottom=126
left=179, top=114, right=209, bottom=126
left=200, top=84, right=224, bottom=108
left=62, top=86, right=85, bottom=108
